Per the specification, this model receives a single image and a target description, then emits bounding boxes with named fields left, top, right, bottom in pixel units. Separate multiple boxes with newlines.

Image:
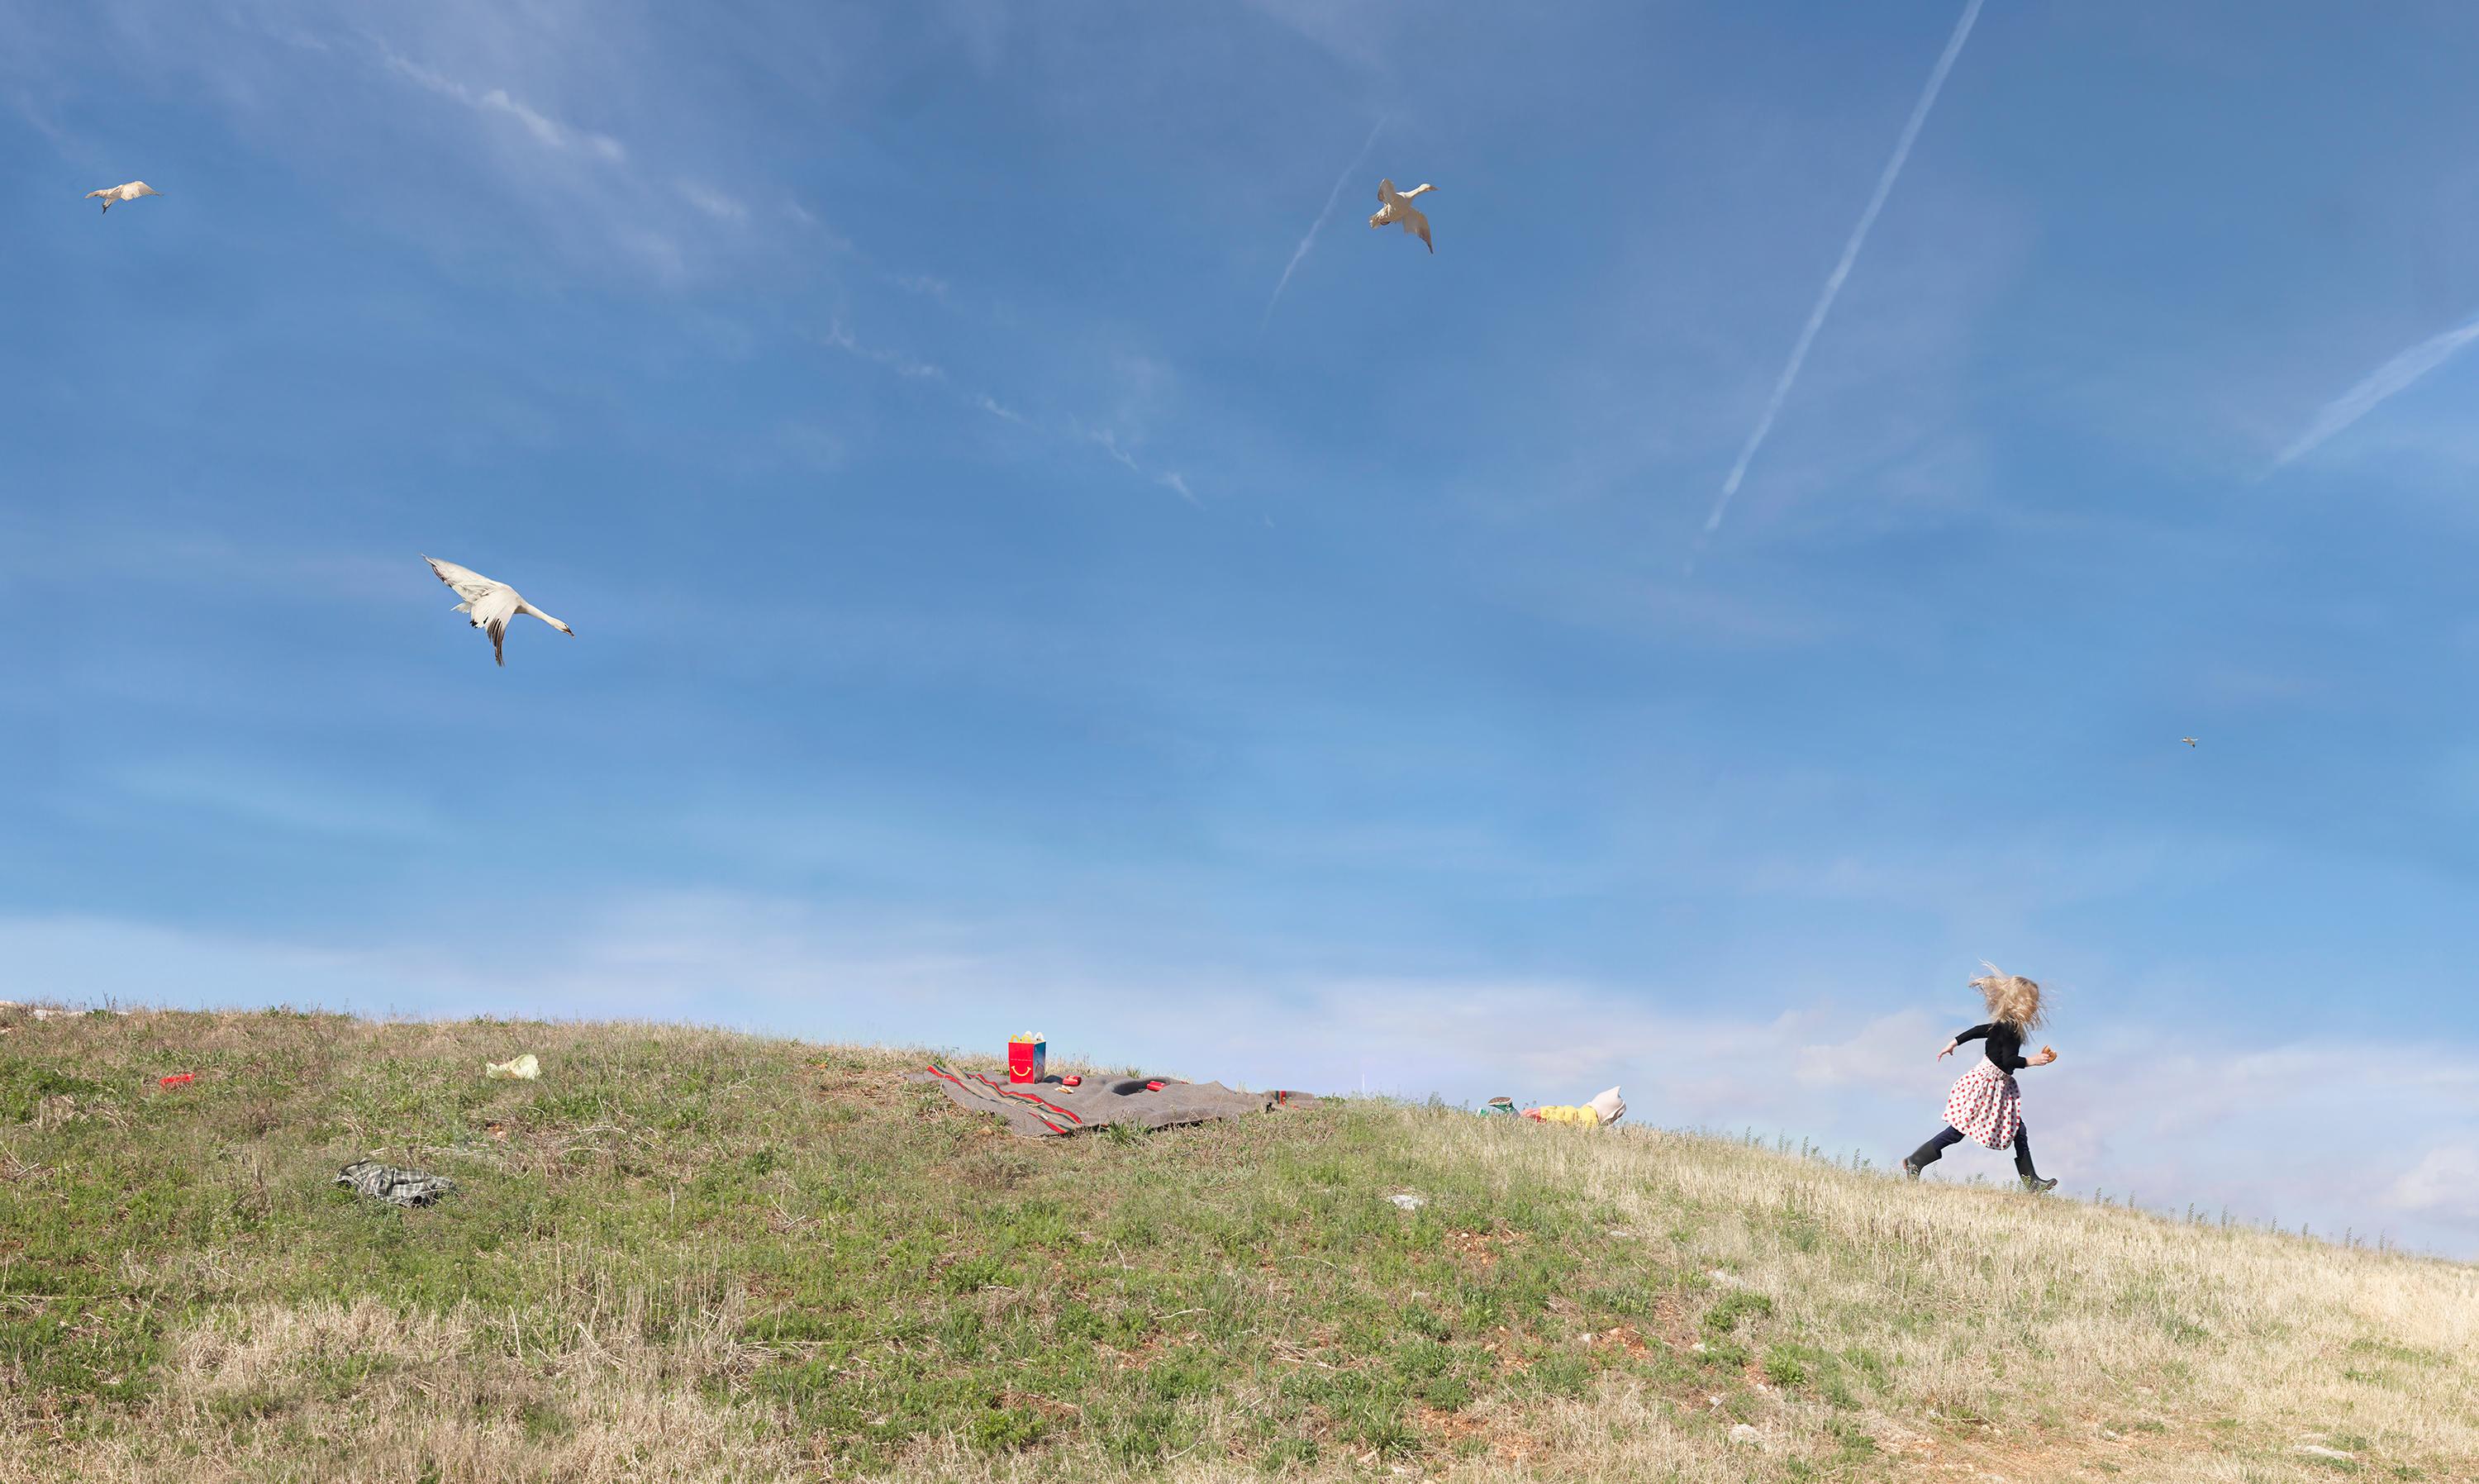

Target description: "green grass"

left=2, top=1006, right=2472, bottom=1483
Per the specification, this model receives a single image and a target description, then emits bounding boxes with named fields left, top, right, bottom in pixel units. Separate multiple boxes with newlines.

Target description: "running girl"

left=1902, top=963, right=2060, bottom=1192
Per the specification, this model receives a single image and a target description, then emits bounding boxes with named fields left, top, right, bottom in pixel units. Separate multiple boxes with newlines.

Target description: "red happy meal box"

left=1006, top=1034, right=1046, bottom=1084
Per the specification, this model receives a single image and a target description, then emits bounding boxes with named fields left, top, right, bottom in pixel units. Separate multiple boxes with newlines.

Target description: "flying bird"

left=86, top=181, right=160, bottom=214
left=1369, top=178, right=1435, bottom=253
left=421, top=554, right=573, bottom=668
left=2181, top=737, right=2197, bottom=748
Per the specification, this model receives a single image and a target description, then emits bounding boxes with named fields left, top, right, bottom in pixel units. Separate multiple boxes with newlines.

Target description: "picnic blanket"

left=910, top=1063, right=1317, bottom=1139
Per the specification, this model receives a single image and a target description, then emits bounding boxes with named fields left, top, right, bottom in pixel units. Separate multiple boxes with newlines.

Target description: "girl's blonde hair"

left=1969, top=961, right=2045, bottom=1030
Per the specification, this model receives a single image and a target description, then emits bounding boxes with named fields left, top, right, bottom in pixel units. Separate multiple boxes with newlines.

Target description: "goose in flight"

left=1369, top=178, right=1436, bottom=254
left=422, top=554, right=573, bottom=668
left=2181, top=737, right=2197, bottom=748
left=86, top=181, right=160, bottom=214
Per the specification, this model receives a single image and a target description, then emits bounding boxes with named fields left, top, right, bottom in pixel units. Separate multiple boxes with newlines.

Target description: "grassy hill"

left=2, top=1005, right=2472, bottom=1483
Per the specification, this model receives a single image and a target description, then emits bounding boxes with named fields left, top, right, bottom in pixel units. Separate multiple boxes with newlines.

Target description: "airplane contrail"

left=1703, top=0, right=1984, bottom=535
left=1262, top=115, right=1389, bottom=331
left=2274, top=309, right=2479, bottom=467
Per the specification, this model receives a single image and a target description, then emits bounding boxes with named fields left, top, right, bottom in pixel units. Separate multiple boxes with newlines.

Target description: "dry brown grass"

left=1419, top=1112, right=2479, bottom=1482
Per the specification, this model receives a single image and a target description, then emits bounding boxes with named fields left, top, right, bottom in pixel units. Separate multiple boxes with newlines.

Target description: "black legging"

left=1909, top=1124, right=2041, bottom=1181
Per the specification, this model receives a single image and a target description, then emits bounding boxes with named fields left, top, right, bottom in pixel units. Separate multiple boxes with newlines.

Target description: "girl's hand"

left=2033, top=1047, right=2058, bottom=1066
left=1936, top=1040, right=1955, bottom=1061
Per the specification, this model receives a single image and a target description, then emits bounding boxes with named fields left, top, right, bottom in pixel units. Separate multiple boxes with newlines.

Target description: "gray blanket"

left=910, top=1064, right=1317, bottom=1139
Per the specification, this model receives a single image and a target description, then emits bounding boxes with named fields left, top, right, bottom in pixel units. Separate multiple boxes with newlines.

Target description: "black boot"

left=2012, top=1127, right=2054, bottom=1192
left=1904, top=1128, right=1960, bottom=1180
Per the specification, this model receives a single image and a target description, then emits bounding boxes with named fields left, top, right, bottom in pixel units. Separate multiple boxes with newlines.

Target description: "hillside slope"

left=2, top=1005, right=2472, bottom=1482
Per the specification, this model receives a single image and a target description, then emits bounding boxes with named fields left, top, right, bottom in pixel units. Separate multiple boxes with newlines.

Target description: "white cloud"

left=821, top=322, right=1199, bottom=504
left=2274, top=309, right=2479, bottom=468
left=2389, top=1145, right=2479, bottom=1225
left=1706, top=0, right=1984, bottom=536
left=678, top=180, right=748, bottom=221
left=821, top=319, right=944, bottom=382
left=381, top=52, right=626, bottom=163
left=1263, top=115, right=1387, bottom=328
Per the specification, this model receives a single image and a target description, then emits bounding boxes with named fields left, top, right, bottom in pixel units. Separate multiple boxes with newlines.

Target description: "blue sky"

left=4, top=0, right=2477, bottom=1257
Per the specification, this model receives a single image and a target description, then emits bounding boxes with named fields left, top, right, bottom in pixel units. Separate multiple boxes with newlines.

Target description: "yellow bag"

left=1525, top=1104, right=1599, bottom=1127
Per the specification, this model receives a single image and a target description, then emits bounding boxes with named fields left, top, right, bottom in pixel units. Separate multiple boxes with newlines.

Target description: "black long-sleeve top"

left=1953, top=1022, right=2035, bottom=1073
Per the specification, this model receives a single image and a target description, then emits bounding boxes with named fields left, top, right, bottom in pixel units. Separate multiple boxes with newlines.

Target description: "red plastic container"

left=1006, top=1035, right=1045, bottom=1084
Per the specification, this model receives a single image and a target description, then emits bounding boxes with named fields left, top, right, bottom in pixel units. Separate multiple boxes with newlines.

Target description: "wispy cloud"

left=677, top=180, right=747, bottom=221
left=972, top=392, right=1029, bottom=425
left=1082, top=426, right=1201, bottom=505
left=380, top=52, right=626, bottom=163
left=897, top=273, right=953, bottom=300
left=1263, top=115, right=1388, bottom=330
left=1703, top=0, right=1983, bottom=536
left=821, top=317, right=945, bottom=381
left=821, top=322, right=1198, bottom=503
left=2273, top=309, right=2479, bottom=467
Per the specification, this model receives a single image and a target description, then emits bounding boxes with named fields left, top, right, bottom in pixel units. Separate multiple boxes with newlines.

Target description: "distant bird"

left=1369, top=178, right=1436, bottom=253
left=2181, top=737, right=2197, bottom=748
left=86, top=181, right=160, bottom=214
left=421, top=554, right=573, bottom=668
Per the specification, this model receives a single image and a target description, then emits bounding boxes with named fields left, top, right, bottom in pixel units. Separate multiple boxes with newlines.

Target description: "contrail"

left=1262, top=115, right=1388, bottom=331
left=2274, top=309, right=2479, bottom=467
left=1703, top=0, right=1984, bottom=535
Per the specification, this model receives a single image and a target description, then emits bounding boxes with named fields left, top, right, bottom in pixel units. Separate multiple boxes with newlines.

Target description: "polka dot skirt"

left=1944, top=1058, right=2022, bottom=1150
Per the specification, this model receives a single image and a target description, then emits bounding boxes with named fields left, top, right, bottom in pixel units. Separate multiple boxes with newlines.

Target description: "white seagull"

left=2181, top=737, right=2197, bottom=748
left=421, top=554, right=573, bottom=668
left=1369, top=178, right=1436, bottom=254
left=86, top=181, right=161, bottom=214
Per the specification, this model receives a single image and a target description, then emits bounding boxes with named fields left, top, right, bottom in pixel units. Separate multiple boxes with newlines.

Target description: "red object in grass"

left=159, top=1073, right=193, bottom=1088
left=1144, top=1080, right=1166, bottom=1092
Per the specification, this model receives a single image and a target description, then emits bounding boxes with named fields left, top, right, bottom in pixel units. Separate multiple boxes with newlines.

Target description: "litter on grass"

left=158, top=1073, right=194, bottom=1088
left=1389, top=1193, right=1427, bottom=1211
left=910, top=1062, right=1317, bottom=1139
left=484, top=1054, right=540, bottom=1081
left=335, top=1160, right=455, bottom=1207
